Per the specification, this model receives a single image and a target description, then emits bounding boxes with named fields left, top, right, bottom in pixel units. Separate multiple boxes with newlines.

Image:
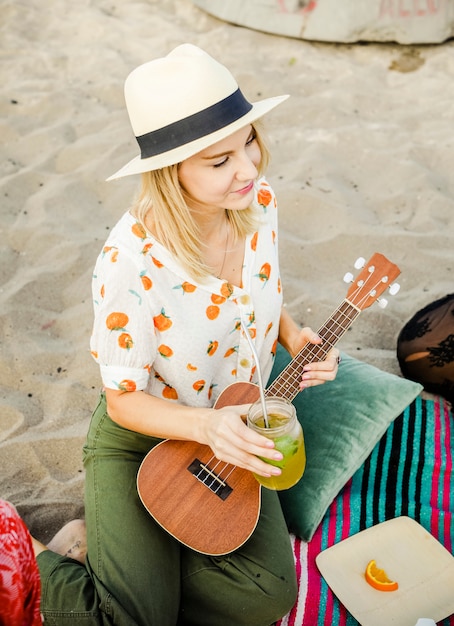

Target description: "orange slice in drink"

left=365, top=560, right=399, bottom=592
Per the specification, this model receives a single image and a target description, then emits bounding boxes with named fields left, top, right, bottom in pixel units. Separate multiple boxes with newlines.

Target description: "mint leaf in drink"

left=261, top=435, right=299, bottom=469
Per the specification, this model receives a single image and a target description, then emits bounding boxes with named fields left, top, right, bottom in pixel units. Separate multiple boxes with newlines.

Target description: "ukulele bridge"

left=187, top=458, right=233, bottom=500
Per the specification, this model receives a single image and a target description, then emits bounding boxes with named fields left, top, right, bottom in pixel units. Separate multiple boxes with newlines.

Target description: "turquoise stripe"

left=331, top=595, right=341, bottom=625
left=365, top=439, right=379, bottom=526
left=334, top=486, right=346, bottom=544
left=395, top=404, right=410, bottom=517
left=420, top=398, right=435, bottom=533
left=378, top=418, right=394, bottom=520
left=407, top=398, right=423, bottom=519
left=317, top=513, right=330, bottom=625
left=349, top=463, right=364, bottom=536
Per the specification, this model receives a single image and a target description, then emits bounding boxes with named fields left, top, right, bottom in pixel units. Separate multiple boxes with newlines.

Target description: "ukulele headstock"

left=343, top=253, right=401, bottom=311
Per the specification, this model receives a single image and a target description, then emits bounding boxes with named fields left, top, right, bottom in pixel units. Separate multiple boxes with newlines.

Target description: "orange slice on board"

left=365, top=559, right=399, bottom=592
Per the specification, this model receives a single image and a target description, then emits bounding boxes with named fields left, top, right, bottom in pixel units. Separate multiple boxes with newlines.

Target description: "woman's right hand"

left=201, top=404, right=284, bottom=477
left=105, top=388, right=282, bottom=477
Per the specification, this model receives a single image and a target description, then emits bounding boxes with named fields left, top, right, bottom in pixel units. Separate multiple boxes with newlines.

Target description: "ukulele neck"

left=266, top=299, right=361, bottom=402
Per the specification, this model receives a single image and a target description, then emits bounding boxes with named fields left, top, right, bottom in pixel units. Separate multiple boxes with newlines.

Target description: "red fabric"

left=0, top=500, right=41, bottom=626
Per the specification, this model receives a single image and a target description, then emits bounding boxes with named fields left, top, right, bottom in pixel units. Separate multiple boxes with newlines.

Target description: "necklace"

left=216, top=216, right=229, bottom=279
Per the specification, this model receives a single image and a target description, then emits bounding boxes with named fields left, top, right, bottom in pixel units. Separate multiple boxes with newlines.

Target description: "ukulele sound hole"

left=187, top=459, right=233, bottom=501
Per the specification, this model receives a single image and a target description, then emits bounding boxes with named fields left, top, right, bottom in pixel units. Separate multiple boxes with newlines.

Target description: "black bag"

left=397, top=294, right=454, bottom=405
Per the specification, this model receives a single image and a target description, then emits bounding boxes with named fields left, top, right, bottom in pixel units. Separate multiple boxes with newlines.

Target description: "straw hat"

left=108, top=44, right=288, bottom=180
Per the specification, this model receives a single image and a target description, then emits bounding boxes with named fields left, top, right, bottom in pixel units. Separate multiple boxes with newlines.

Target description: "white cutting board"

left=316, top=517, right=454, bottom=626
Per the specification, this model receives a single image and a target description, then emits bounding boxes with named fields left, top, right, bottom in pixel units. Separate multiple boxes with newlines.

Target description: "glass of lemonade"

left=247, top=396, right=306, bottom=490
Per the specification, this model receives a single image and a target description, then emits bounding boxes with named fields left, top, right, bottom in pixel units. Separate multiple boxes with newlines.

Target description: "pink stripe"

left=334, top=485, right=352, bottom=626
left=430, top=400, right=442, bottom=538
left=430, top=399, right=453, bottom=553
left=305, top=521, right=324, bottom=625
left=441, top=400, right=452, bottom=553
left=338, top=484, right=353, bottom=625
left=290, top=537, right=302, bottom=626
left=327, top=495, right=338, bottom=545
left=341, top=478, right=352, bottom=540
left=323, top=498, right=338, bottom=625
left=339, top=490, right=352, bottom=626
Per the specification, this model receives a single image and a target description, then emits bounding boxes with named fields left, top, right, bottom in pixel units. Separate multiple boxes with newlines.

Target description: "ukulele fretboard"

left=266, top=299, right=361, bottom=402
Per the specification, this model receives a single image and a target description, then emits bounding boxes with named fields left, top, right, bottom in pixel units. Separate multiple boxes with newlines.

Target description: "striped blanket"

left=279, top=396, right=453, bottom=626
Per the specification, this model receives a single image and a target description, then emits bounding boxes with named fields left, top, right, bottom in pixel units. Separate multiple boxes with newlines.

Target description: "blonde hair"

left=131, top=122, right=271, bottom=280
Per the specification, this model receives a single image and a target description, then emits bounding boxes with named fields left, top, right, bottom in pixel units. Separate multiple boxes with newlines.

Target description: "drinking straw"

left=241, top=320, right=270, bottom=428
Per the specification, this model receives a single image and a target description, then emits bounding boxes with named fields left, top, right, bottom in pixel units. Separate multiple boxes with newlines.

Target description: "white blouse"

left=90, top=177, right=283, bottom=408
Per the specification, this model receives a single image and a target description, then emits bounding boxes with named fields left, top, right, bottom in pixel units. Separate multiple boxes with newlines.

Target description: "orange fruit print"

left=173, top=281, right=197, bottom=294
left=193, top=380, right=205, bottom=394
left=208, top=383, right=217, bottom=401
left=250, top=231, right=258, bottom=251
left=207, top=340, right=218, bottom=356
left=152, top=256, right=164, bottom=268
left=118, top=333, right=134, bottom=350
left=220, top=282, right=234, bottom=298
left=141, top=243, right=153, bottom=255
left=158, top=344, right=173, bottom=359
left=117, top=379, right=137, bottom=392
left=224, top=346, right=238, bottom=358
left=132, top=222, right=147, bottom=239
left=211, top=293, right=226, bottom=305
left=206, top=305, right=220, bottom=320
left=106, top=312, right=129, bottom=330
left=162, top=384, right=178, bottom=400
left=257, top=187, right=272, bottom=208
left=256, top=262, right=271, bottom=285
left=102, top=246, right=118, bottom=262
left=140, top=272, right=152, bottom=290
left=153, top=308, right=172, bottom=331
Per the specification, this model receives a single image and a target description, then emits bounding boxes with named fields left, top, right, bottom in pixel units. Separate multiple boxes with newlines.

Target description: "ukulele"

left=137, top=253, right=401, bottom=555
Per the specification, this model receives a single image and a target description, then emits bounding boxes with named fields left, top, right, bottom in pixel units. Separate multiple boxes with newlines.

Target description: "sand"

left=1, top=0, right=453, bottom=544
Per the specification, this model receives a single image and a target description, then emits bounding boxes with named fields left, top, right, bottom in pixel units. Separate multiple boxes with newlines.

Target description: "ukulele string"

left=268, top=301, right=359, bottom=400
left=196, top=456, right=236, bottom=494
left=296, top=270, right=383, bottom=369
left=273, top=272, right=383, bottom=399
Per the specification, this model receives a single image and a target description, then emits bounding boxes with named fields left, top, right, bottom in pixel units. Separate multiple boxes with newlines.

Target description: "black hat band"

left=136, top=88, right=253, bottom=160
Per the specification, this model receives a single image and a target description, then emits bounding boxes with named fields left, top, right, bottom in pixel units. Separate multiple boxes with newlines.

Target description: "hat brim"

left=107, top=94, right=288, bottom=181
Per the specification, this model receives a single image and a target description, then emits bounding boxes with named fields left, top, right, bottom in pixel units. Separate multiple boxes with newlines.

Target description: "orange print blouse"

left=90, top=177, right=283, bottom=408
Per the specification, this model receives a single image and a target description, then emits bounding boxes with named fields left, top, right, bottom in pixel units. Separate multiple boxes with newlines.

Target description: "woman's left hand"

left=291, top=326, right=340, bottom=390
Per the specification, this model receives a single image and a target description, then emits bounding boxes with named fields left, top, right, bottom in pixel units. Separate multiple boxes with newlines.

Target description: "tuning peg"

left=354, top=257, right=366, bottom=269
left=343, top=272, right=354, bottom=283
left=389, top=283, right=400, bottom=295
left=378, top=298, right=388, bottom=309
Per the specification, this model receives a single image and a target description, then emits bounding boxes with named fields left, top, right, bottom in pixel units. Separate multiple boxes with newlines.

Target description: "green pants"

left=37, top=393, right=297, bottom=625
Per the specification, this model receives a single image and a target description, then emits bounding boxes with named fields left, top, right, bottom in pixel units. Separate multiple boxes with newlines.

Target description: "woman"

left=34, top=44, right=339, bottom=625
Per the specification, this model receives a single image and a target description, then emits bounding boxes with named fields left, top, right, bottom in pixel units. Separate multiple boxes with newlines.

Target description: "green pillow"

left=269, top=346, right=422, bottom=542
